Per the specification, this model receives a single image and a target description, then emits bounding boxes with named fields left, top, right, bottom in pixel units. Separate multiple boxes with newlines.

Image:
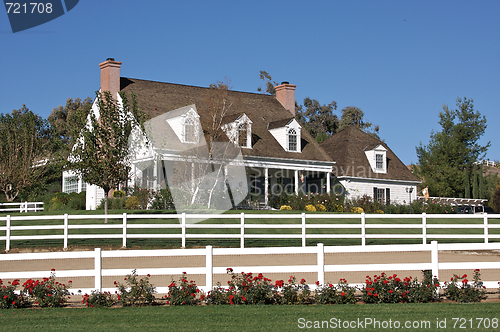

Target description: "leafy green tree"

left=257, top=70, right=278, bottom=95
left=257, top=71, right=378, bottom=142
left=67, top=91, right=145, bottom=217
left=472, top=166, right=479, bottom=199
left=0, top=106, right=52, bottom=201
left=48, top=97, right=92, bottom=147
left=338, top=106, right=379, bottom=137
left=295, top=98, right=338, bottom=143
left=464, top=168, right=471, bottom=198
left=414, top=97, right=490, bottom=197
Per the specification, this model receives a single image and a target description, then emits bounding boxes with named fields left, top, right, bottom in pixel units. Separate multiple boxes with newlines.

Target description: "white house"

left=320, top=125, right=420, bottom=204
left=63, top=59, right=336, bottom=210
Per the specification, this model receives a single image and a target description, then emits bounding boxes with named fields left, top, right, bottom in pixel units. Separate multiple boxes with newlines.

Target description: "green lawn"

left=1, top=210, right=499, bottom=250
left=1, top=303, right=499, bottom=331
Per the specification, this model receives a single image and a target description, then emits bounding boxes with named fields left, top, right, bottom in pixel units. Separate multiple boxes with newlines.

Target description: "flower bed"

left=1, top=269, right=496, bottom=309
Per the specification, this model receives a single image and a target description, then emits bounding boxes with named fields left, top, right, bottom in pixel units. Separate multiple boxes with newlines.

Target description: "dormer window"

left=238, top=123, right=248, bottom=147
left=364, top=144, right=387, bottom=173
left=184, top=117, right=195, bottom=143
left=268, top=118, right=302, bottom=152
left=221, top=113, right=252, bottom=148
left=288, top=128, right=297, bottom=151
left=376, top=154, right=383, bottom=169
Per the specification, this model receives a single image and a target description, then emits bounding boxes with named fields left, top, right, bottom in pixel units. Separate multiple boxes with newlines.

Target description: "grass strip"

left=1, top=303, right=500, bottom=331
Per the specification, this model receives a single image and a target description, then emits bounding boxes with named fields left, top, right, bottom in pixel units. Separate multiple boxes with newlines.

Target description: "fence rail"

left=0, top=202, right=43, bottom=213
left=0, top=212, right=500, bottom=251
left=0, top=241, right=499, bottom=294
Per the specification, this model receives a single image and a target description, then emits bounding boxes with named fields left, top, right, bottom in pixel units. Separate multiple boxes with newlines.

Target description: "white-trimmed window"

left=288, top=128, right=297, bottom=151
left=376, top=154, right=384, bottom=169
left=238, top=123, right=248, bottom=148
left=184, top=117, right=195, bottom=143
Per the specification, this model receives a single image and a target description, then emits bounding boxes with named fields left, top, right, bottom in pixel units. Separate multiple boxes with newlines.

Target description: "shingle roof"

left=120, top=77, right=333, bottom=163
left=320, top=126, right=419, bottom=181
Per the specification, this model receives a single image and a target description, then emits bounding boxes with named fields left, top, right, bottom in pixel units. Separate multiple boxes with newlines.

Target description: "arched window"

left=238, top=123, right=247, bottom=147
left=184, top=117, right=195, bottom=143
left=288, top=128, right=297, bottom=151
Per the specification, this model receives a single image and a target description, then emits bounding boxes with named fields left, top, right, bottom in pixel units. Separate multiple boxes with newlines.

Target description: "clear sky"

left=1, top=0, right=498, bottom=165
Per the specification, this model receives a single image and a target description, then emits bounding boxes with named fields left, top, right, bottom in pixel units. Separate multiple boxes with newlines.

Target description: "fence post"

left=361, top=213, right=366, bottom=246
left=317, top=243, right=324, bottom=286
left=206, top=245, right=213, bottom=293
left=63, top=214, right=69, bottom=249
left=431, top=241, right=439, bottom=281
left=484, top=213, right=489, bottom=244
left=181, top=213, right=186, bottom=248
left=122, top=213, right=127, bottom=248
left=301, top=213, right=306, bottom=247
left=240, top=213, right=245, bottom=249
left=94, top=248, right=102, bottom=292
left=422, top=213, right=427, bottom=244
left=6, top=215, right=11, bottom=252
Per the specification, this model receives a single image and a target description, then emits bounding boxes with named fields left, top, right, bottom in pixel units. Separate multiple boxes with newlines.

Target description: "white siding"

left=339, top=178, right=417, bottom=204
left=269, top=127, right=287, bottom=150
left=86, top=184, right=105, bottom=210
left=166, top=116, right=183, bottom=142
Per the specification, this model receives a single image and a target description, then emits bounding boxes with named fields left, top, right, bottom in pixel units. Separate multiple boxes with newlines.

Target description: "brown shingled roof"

left=320, top=126, right=419, bottom=181
left=119, top=77, right=332, bottom=163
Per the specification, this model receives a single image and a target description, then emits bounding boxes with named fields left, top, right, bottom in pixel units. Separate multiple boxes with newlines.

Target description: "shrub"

left=114, top=269, right=156, bottom=306
left=305, top=204, right=316, bottom=212
left=280, top=205, right=292, bottom=211
left=278, top=275, right=313, bottom=304
left=82, top=290, right=115, bottom=308
left=315, top=204, right=326, bottom=212
left=351, top=207, right=364, bottom=213
left=443, top=269, right=486, bottom=303
left=315, top=278, right=357, bottom=304
left=22, top=270, right=72, bottom=307
left=165, top=272, right=201, bottom=306
left=0, top=279, right=29, bottom=309
left=113, top=190, right=125, bottom=198
left=375, top=209, right=384, bottom=214
left=125, top=196, right=141, bottom=210
left=362, top=271, right=439, bottom=304
left=206, top=284, right=230, bottom=305
left=151, top=188, right=175, bottom=210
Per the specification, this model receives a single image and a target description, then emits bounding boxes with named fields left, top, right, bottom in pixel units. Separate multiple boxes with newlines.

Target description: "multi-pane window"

left=288, top=128, right=297, bottom=151
left=63, top=176, right=78, bottom=193
left=184, top=118, right=195, bottom=143
left=376, top=154, right=384, bottom=169
left=377, top=188, right=385, bottom=202
left=238, top=123, right=247, bottom=147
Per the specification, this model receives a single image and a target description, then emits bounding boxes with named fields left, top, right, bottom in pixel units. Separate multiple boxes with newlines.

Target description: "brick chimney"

left=99, top=58, right=122, bottom=99
left=275, top=82, right=296, bottom=116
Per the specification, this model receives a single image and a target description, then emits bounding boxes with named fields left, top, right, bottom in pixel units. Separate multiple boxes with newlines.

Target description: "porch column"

left=153, top=160, right=158, bottom=190
left=326, top=172, right=331, bottom=194
left=294, top=170, right=299, bottom=195
left=191, top=162, right=195, bottom=192
left=264, top=168, right=269, bottom=206
left=130, top=164, right=136, bottom=188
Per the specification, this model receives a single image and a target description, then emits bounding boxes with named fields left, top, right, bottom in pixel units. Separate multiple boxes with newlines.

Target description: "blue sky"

left=1, top=0, right=499, bottom=165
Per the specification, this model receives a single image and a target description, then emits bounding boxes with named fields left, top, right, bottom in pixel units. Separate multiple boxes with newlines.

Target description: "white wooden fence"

left=0, top=202, right=44, bottom=213
left=1, top=213, right=500, bottom=251
left=0, top=242, right=499, bottom=294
